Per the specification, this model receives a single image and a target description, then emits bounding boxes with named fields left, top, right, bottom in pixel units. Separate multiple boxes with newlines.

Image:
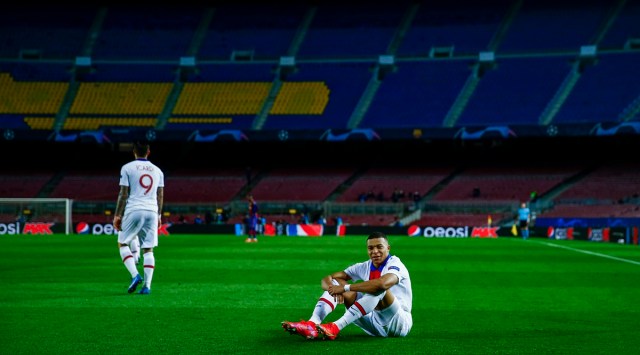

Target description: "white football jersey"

left=119, top=158, right=164, bottom=214
left=344, top=255, right=413, bottom=313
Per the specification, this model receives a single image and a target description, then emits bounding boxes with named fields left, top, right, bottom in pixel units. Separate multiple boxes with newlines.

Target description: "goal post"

left=0, top=198, right=73, bottom=235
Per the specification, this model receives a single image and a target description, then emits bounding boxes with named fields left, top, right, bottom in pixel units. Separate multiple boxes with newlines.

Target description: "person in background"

left=517, top=202, right=531, bottom=240
left=113, top=141, right=164, bottom=295
left=282, top=232, right=413, bottom=340
left=245, top=195, right=259, bottom=243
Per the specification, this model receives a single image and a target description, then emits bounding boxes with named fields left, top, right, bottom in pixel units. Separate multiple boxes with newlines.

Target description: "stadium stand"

left=397, top=0, right=510, bottom=56
left=92, top=5, right=201, bottom=60
left=297, top=1, right=408, bottom=59
left=540, top=204, right=640, bottom=218
left=1, top=1, right=638, bottom=229
left=199, top=3, right=307, bottom=60
left=0, top=5, right=95, bottom=59
left=599, top=0, right=640, bottom=50
left=498, top=0, right=611, bottom=53
left=359, top=61, right=473, bottom=128
left=248, top=167, right=354, bottom=201
left=413, top=212, right=503, bottom=227
left=163, top=172, right=247, bottom=203
left=553, top=163, right=640, bottom=203
left=431, top=164, right=581, bottom=202
left=457, top=56, right=573, bottom=126
left=553, top=52, right=640, bottom=124
left=49, top=172, right=117, bottom=201
left=0, top=173, right=53, bottom=198
left=336, top=167, right=453, bottom=203
left=262, top=62, right=372, bottom=130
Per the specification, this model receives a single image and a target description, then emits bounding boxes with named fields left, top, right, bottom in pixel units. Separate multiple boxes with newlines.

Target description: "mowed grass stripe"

left=1, top=234, right=639, bottom=354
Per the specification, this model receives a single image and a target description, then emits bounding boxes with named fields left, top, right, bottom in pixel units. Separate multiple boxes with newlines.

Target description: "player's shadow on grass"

left=266, top=328, right=383, bottom=345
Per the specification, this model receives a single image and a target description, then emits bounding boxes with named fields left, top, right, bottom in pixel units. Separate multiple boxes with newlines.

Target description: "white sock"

left=119, top=246, right=139, bottom=278
left=309, top=291, right=338, bottom=324
left=335, top=292, right=384, bottom=330
left=143, top=252, right=155, bottom=288
left=309, top=279, right=341, bottom=324
left=130, top=238, right=140, bottom=264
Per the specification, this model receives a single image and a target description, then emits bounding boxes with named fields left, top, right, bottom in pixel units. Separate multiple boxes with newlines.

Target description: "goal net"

left=0, top=198, right=72, bottom=235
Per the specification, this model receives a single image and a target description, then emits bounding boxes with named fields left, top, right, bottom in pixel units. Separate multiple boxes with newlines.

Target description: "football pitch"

left=1, top=234, right=639, bottom=354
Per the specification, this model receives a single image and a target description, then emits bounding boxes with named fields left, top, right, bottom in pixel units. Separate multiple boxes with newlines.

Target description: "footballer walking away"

left=113, top=141, right=165, bottom=295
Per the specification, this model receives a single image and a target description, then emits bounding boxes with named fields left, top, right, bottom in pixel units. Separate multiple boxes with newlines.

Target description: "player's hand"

left=328, top=284, right=347, bottom=296
left=333, top=294, right=345, bottom=304
left=113, top=216, right=122, bottom=231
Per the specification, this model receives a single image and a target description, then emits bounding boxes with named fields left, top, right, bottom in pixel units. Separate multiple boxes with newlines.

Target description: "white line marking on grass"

left=541, top=241, right=640, bottom=266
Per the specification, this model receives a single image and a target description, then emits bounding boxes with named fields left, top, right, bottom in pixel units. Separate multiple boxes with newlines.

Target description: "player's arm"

left=328, top=273, right=399, bottom=296
left=157, top=186, right=164, bottom=226
left=113, top=185, right=129, bottom=231
left=321, top=271, right=351, bottom=291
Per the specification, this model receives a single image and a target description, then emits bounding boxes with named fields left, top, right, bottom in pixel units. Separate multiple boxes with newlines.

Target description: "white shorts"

left=352, top=299, right=413, bottom=337
left=117, top=210, right=158, bottom=249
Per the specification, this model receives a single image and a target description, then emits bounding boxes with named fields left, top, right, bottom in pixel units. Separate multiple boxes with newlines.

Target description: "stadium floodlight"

left=0, top=198, right=73, bottom=235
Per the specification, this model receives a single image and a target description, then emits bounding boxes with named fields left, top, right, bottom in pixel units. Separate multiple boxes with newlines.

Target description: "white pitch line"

left=541, top=241, right=640, bottom=266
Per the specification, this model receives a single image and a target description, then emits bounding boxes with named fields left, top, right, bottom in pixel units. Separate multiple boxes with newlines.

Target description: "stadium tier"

left=498, top=0, right=610, bottom=53
left=1, top=0, right=638, bottom=132
left=1, top=1, right=639, bottom=229
left=431, top=165, right=580, bottom=202
left=0, top=5, right=95, bottom=59
left=397, top=0, right=509, bottom=56
left=91, top=6, right=200, bottom=60
left=336, top=167, right=453, bottom=203
left=457, top=56, right=573, bottom=126
left=413, top=212, right=503, bottom=227
left=49, top=173, right=117, bottom=201
left=0, top=173, right=53, bottom=198
left=164, top=175, right=246, bottom=203
left=540, top=204, right=640, bottom=218
left=248, top=167, right=355, bottom=201
left=553, top=163, right=640, bottom=203
left=297, top=1, right=407, bottom=59
left=553, top=52, right=640, bottom=124
left=359, top=61, right=472, bottom=128
left=199, top=3, right=307, bottom=60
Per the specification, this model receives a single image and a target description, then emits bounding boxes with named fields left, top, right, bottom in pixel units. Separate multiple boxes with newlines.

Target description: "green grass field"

left=1, top=234, right=640, bottom=354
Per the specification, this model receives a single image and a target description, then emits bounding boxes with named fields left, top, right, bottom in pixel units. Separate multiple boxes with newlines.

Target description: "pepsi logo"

left=407, top=225, right=421, bottom=236
left=76, top=222, right=89, bottom=234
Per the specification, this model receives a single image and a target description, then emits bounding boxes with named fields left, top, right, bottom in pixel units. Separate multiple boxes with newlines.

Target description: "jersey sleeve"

left=119, top=165, right=129, bottom=187
left=158, top=169, right=165, bottom=188
left=344, top=260, right=368, bottom=281
left=384, top=257, right=406, bottom=281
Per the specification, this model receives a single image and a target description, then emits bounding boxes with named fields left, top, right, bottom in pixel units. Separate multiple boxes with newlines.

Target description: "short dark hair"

left=367, top=231, right=388, bottom=241
left=133, top=141, right=150, bottom=156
